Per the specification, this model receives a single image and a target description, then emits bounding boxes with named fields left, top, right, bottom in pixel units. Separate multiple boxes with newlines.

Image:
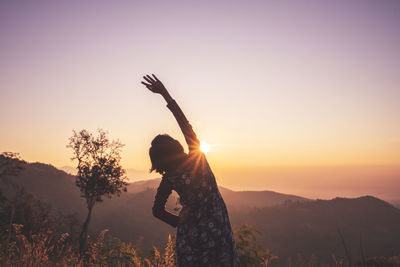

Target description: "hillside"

left=230, top=196, right=400, bottom=261
left=2, top=160, right=400, bottom=261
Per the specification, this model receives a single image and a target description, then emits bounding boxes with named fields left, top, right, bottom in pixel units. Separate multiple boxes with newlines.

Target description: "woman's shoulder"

left=163, top=173, right=178, bottom=184
left=163, top=169, right=188, bottom=184
left=186, top=152, right=213, bottom=176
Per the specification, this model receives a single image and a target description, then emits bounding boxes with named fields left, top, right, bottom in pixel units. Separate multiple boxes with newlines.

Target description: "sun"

left=200, top=141, right=211, bottom=154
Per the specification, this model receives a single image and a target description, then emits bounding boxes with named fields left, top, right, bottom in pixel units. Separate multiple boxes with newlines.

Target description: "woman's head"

left=149, top=134, right=186, bottom=174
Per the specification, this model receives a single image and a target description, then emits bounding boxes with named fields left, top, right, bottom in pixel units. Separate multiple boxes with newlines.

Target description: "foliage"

left=3, top=224, right=80, bottom=266
left=0, top=222, right=177, bottom=267
left=0, top=152, right=24, bottom=179
left=234, top=223, right=278, bottom=266
left=67, top=129, right=128, bottom=255
left=0, top=152, right=24, bottom=204
left=67, top=129, right=128, bottom=206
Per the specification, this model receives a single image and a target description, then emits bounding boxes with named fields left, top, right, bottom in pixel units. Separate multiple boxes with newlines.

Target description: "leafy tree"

left=0, top=152, right=24, bottom=179
left=67, top=129, right=128, bottom=256
left=0, top=152, right=25, bottom=244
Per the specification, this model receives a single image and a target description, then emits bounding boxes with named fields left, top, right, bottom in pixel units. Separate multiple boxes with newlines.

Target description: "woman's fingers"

left=141, top=81, right=153, bottom=91
left=143, top=76, right=153, bottom=84
left=141, top=81, right=151, bottom=86
left=143, top=74, right=160, bottom=84
left=146, top=75, right=156, bottom=83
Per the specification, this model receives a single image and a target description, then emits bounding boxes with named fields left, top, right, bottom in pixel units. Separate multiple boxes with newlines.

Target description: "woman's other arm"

left=152, top=178, right=179, bottom=228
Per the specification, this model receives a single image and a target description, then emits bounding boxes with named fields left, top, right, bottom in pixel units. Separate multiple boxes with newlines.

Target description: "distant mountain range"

left=2, top=160, right=400, bottom=262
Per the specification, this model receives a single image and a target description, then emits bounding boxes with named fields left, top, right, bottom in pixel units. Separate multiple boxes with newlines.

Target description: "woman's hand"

left=142, top=74, right=173, bottom=103
left=141, top=74, right=168, bottom=95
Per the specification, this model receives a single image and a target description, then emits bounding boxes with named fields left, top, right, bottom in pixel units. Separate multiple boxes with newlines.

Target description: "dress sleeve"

left=167, top=100, right=200, bottom=153
left=152, top=177, right=179, bottom=228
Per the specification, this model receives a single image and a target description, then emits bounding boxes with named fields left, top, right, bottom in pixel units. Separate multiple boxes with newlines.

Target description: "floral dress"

left=152, top=100, right=240, bottom=267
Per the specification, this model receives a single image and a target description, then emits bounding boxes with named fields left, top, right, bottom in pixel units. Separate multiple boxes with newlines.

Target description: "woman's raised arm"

left=141, top=74, right=200, bottom=152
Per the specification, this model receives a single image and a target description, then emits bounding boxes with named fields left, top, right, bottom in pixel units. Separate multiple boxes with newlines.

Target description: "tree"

left=67, top=129, right=128, bottom=256
left=0, top=152, right=25, bottom=243
left=0, top=152, right=24, bottom=179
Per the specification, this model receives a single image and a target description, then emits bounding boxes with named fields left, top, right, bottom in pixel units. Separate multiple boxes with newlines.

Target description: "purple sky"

left=1, top=0, right=399, bottom=198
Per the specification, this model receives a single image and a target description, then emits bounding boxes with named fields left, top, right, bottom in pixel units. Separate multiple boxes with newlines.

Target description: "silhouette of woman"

left=141, top=74, right=240, bottom=267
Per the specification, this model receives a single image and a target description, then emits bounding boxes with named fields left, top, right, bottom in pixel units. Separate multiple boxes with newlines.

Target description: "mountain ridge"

left=2, top=159, right=399, bottom=261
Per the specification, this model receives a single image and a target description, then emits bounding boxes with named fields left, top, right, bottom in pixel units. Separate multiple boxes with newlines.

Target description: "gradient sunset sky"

left=1, top=1, right=399, bottom=199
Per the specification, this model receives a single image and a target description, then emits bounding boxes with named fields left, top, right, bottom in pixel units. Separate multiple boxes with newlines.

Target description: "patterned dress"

left=153, top=100, right=240, bottom=267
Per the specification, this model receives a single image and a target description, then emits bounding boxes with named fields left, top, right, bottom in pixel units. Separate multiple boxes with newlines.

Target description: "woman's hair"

left=149, top=134, right=186, bottom=174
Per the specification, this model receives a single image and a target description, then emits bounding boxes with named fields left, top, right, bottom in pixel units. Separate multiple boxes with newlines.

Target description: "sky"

left=1, top=0, right=399, bottom=200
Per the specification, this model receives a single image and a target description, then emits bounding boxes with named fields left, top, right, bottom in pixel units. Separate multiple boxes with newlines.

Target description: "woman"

left=141, top=74, right=240, bottom=267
